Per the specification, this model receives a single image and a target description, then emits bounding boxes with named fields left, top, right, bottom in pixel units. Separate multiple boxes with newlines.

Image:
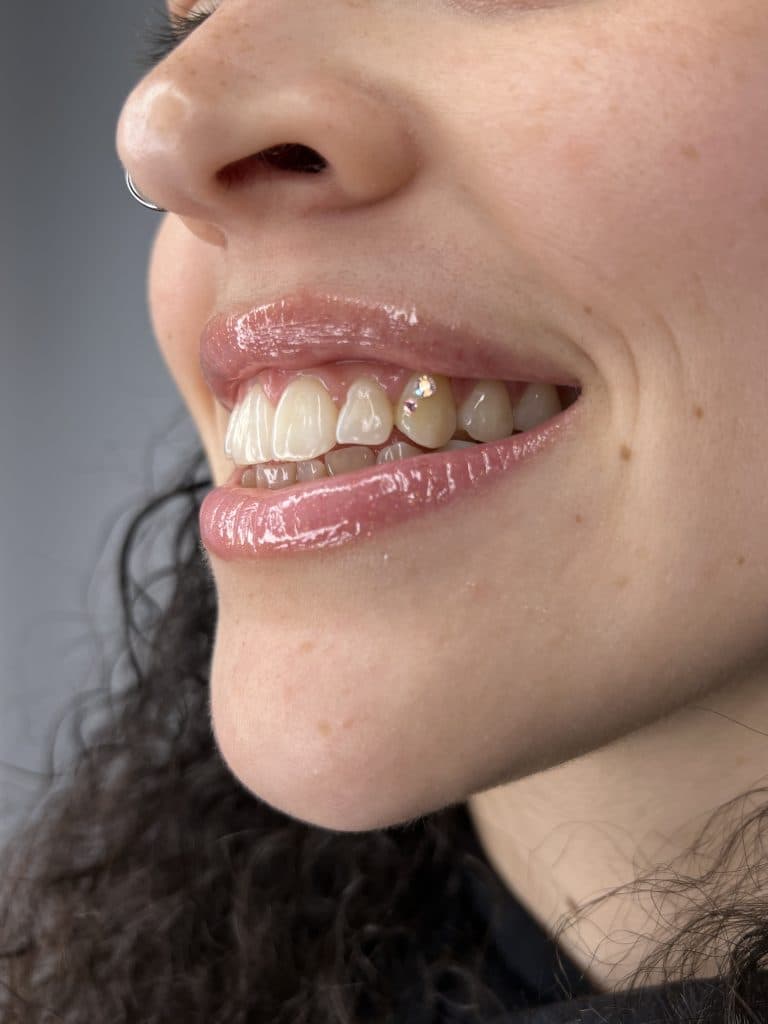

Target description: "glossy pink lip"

left=199, top=402, right=584, bottom=559
left=198, top=291, right=586, bottom=559
left=199, top=291, right=582, bottom=412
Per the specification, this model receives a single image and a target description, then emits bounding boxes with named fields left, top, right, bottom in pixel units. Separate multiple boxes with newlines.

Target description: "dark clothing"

left=438, top=804, right=768, bottom=1023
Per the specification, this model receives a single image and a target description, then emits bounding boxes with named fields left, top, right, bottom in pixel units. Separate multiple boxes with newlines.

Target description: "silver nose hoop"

left=124, top=170, right=167, bottom=212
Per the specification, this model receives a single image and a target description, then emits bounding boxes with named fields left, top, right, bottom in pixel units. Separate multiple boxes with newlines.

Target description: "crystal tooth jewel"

left=394, top=372, right=457, bottom=449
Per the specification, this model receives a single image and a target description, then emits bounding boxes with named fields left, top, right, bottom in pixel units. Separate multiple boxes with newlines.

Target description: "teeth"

left=512, top=383, right=562, bottom=432
left=295, top=459, right=328, bottom=481
left=437, top=439, right=478, bottom=451
left=394, top=373, right=457, bottom=449
left=242, top=463, right=297, bottom=489
left=226, top=370, right=574, bottom=473
left=375, top=440, right=425, bottom=464
left=272, top=375, right=339, bottom=461
left=335, top=376, right=394, bottom=445
left=325, top=445, right=376, bottom=476
left=457, top=379, right=515, bottom=442
left=226, top=380, right=276, bottom=466
left=228, top=382, right=276, bottom=466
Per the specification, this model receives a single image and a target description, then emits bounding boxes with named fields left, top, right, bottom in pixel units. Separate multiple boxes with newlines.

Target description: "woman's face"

left=117, top=0, right=768, bottom=832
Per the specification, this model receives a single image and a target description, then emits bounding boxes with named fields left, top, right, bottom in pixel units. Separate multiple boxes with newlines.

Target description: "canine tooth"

left=325, top=446, right=375, bottom=476
left=335, top=376, right=394, bottom=445
left=375, top=440, right=424, bottom=464
left=296, top=459, right=328, bottom=481
left=247, top=381, right=277, bottom=463
left=512, top=383, right=562, bottom=432
left=457, top=379, right=514, bottom=442
left=272, top=376, right=338, bottom=460
left=225, top=389, right=254, bottom=466
left=437, top=439, right=477, bottom=451
left=225, top=382, right=277, bottom=465
left=395, top=373, right=456, bottom=449
left=255, top=463, right=297, bottom=489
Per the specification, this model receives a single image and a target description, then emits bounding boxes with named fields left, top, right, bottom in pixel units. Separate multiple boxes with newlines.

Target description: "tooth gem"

left=414, top=375, right=438, bottom=398
left=395, top=372, right=457, bottom=449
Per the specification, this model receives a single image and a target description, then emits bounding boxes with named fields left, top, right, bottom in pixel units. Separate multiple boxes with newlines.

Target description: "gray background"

left=1, top=1, right=199, bottom=843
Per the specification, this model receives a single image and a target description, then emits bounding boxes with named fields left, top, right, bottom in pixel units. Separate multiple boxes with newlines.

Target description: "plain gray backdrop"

left=1, top=0, right=203, bottom=844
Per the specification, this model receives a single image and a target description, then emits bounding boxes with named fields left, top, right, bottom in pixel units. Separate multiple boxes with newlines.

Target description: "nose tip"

left=116, top=63, right=420, bottom=229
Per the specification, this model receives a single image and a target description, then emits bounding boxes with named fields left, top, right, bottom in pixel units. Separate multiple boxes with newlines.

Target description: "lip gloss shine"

left=198, top=292, right=585, bottom=559
left=199, top=401, right=581, bottom=559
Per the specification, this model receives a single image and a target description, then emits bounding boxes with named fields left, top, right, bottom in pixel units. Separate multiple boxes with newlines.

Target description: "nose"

left=115, top=2, right=420, bottom=238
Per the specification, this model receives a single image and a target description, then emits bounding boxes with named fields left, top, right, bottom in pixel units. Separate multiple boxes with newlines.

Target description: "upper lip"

left=199, top=290, right=583, bottom=411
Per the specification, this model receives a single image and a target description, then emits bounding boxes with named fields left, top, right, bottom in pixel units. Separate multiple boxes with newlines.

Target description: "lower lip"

left=199, top=398, right=583, bottom=559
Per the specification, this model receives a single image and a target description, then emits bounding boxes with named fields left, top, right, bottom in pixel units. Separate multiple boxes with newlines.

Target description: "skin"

left=116, top=0, right=768, bottom=993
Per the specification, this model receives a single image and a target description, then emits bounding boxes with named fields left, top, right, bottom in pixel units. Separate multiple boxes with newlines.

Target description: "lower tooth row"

left=240, top=438, right=479, bottom=489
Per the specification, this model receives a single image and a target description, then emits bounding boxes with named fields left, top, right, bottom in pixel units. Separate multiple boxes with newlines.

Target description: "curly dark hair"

left=2, top=434, right=768, bottom=1023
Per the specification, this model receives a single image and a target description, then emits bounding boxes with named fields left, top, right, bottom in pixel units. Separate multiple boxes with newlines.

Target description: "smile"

left=198, top=292, right=586, bottom=558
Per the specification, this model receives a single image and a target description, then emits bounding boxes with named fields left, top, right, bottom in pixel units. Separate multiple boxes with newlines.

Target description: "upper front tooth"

left=226, top=381, right=276, bottom=466
left=224, top=396, right=247, bottom=464
left=272, top=375, right=339, bottom=461
left=512, top=383, right=562, bottom=432
left=395, top=373, right=457, bottom=449
left=457, top=379, right=515, bottom=442
left=335, top=376, right=394, bottom=445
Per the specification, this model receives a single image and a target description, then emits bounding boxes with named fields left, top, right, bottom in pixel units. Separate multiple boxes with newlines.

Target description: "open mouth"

left=200, top=356, right=583, bottom=559
left=198, top=293, right=587, bottom=559
left=223, top=359, right=582, bottom=490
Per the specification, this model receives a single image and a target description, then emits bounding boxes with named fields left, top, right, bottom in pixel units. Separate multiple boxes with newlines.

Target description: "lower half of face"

left=145, top=0, right=768, bottom=832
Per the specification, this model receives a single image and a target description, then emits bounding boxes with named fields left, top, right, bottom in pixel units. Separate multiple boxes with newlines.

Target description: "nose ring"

left=124, top=170, right=167, bottom=212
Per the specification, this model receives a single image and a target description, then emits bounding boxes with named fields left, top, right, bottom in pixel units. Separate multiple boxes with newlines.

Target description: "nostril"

left=257, top=144, right=328, bottom=173
left=216, top=145, right=328, bottom=190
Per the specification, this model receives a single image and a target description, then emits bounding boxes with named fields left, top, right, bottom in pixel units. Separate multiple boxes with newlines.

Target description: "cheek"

left=148, top=216, right=219, bottom=438
left=474, top=6, right=768, bottom=299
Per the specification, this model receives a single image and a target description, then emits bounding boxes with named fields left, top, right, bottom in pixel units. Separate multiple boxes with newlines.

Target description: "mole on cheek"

left=619, top=444, right=632, bottom=461
left=693, top=405, right=704, bottom=419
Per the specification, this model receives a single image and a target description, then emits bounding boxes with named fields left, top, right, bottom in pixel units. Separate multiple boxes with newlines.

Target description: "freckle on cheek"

left=619, top=444, right=632, bottom=461
left=693, top=404, right=704, bottom=419
left=317, top=720, right=332, bottom=737
left=680, top=143, right=700, bottom=161
left=737, top=556, right=746, bottom=566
